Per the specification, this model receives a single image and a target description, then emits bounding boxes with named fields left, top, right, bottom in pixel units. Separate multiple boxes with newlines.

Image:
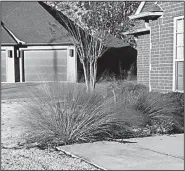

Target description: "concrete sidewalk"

left=57, top=134, right=184, bottom=170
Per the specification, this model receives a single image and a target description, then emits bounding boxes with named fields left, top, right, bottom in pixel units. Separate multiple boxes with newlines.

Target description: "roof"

left=42, top=2, right=129, bottom=48
left=142, top=3, right=163, bottom=13
left=1, top=1, right=129, bottom=48
left=126, top=2, right=163, bottom=35
left=129, top=1, right=163, bottom=20
left=2, top=26, right=17, bottom=45
left=141, top=2, right=156, bottom=13
left=2, top=1, right=74, bottom=45
left=92, top=31, right=129, bottom=48
left=104, top=34, right=129, bottom=48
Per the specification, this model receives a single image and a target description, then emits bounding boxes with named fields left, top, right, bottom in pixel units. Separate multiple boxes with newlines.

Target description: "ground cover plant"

left=20, top=78, right=184, bottom=148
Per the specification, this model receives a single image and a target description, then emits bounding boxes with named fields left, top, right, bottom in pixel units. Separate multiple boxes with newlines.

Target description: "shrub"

left=106, top=81, right=148, bottom=104
left=20, top=82, right=146, bottom=148
left=162, top=92, right=184, bottom=133
left=133, top=91, right=184, bottom=135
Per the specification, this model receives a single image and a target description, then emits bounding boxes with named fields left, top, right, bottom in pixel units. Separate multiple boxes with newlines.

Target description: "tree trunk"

left=92, top=59, right=97, bottom=89
left=82, top=60, right=89, bottom=92
left=89, top=61, right=94, bottom=92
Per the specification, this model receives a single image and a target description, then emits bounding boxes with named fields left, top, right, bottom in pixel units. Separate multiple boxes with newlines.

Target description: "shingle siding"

left=136, top=1, right=184, bottom=93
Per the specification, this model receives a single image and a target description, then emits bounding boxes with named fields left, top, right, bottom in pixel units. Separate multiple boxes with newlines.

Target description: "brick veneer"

left=136, top=2, right=184, bottom=93
left=136, top=34, right=150, bottom=87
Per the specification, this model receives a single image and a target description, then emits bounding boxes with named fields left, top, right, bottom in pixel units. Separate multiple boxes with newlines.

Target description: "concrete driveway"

left=57, top=134, right=184, bottom=170
left=1, top=83, right=43, bottom=100
left=1, top=82, right=106, bottom=100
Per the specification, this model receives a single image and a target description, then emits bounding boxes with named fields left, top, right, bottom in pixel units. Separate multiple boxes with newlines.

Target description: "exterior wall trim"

left=129, top=12, right=163, bottom=20
left=173, top=15, right=184, bottom=92
left=149, top=27, right=152, bottom=92
left=1, top=21, right=25, bottom=45
left=135, top=1, right=145, bottom=15
left=123, top=28, right=150, bottom=35
left=1, top=46, right=15, bottom=83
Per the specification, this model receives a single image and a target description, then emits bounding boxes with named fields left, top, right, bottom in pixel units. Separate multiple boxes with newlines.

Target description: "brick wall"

left=149, top=1, right=184, bottom=93
left=135, top=2, right=184, bottom=92
left=136, top=33, right=150, bottom=87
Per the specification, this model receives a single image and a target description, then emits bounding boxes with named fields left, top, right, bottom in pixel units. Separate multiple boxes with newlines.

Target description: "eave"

left=123, top=28, right=150, bottom=35
left=129, top=12, right=163, bottom=20
left=1, top=21, right=25, bottom=45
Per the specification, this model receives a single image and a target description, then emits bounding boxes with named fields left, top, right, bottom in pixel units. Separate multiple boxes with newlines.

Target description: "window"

left=174, top=16, right=184, bottom=92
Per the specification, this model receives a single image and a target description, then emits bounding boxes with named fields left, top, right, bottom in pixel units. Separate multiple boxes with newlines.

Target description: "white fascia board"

left=1, top=22, right=25, bottom=45
left=19, top=45, right=73, bottom=50
left=123, top=28, right=150, bottom=35
left=135, top=1, right=146, bottom=15
left=129, top=12, right=163, bottom=20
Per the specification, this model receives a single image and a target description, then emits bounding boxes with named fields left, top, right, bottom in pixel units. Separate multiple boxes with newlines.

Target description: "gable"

left=141, top=2, right=155, bottom=13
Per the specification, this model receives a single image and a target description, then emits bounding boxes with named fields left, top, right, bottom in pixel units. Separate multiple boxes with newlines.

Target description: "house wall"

left=149, top=1, right=184, bottom=92
left=1, top=46, right=16, bottom=83
left=136, top=33, right=150, bottom=87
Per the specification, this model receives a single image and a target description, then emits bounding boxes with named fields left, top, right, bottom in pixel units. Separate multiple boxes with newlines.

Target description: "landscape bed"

left=1, top=81, right=184, bottom=170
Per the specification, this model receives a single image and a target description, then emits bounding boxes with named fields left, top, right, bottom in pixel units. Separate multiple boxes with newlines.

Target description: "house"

left=1, top=1, right=78, bottom=83
left=125, top=1, right=184, bottom=93
left=1, top=1, right=130, bottom=83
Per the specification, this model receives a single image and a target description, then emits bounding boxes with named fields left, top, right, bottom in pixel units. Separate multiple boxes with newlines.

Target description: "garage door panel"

left=23, top=49, right=68, bottom=82
left=1, top=50, right=6, bottom=82
left=24, top=50, right=67, bottom=65
left=25, top=65, right=67, bottom=74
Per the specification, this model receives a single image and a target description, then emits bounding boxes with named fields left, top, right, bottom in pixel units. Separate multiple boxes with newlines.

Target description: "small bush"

left=133, top=91, right=184, bottom=135
left=106, top=81, right=148, bottom=104
left=162, top=92, right=184, bottom=133
left=20, top=82, right=146, bottom=148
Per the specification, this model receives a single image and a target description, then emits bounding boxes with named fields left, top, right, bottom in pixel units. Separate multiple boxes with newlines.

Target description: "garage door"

left=22, top=49, right=67, bottom=82
left=1, top=49, right=7, bottom=82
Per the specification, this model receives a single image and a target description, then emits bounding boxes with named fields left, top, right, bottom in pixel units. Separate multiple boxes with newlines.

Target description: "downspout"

left=145, top=20, right=152, bottom=92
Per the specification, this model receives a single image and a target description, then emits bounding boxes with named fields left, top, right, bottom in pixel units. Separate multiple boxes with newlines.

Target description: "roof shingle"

left=2, top=2, right=74, bottom=45
left=144, top=3, right=163, bottom=12
left=2, top=26, right=17, bottom=45
left=1, top=1, right=129, bottom=48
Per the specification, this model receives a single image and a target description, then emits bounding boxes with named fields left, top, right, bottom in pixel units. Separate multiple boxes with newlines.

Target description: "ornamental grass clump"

left=133, top=91, right=184, bottom=135
left=20, top=82, right=144, bottom=148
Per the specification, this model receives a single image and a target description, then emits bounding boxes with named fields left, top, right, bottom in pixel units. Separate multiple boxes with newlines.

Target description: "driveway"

left=1, top=82, right=107, bottom=100
left=1, top=83, right=43, bottom=100
left=57, top=134, right=184, bottom=170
